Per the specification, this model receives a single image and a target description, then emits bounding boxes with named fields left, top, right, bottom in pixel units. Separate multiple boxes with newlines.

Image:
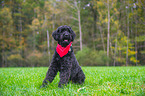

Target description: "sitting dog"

left=41, top=25, right=85, bottom=88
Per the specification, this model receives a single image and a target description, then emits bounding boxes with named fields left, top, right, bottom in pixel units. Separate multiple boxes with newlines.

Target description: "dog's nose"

left=65, top=34, right=68, bottom=36
left=64, top=33, right=69, bottom=37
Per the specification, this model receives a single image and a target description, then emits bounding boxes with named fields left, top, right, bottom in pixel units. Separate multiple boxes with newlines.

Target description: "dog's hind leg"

left=74, top=69, right=85, bottom=84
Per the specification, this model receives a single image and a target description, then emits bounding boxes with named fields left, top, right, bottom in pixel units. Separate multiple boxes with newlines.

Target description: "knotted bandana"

left=56, top=42, right=72, bottom=57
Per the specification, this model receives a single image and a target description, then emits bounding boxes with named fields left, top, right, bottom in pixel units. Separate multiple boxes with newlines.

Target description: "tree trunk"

left=113, top=31, right=118, bottom=66
left=52, top=3, right=56, bottom=51
left=78, top=9, right=82, bottom=51
left=99, top=25, right=105, bottom=52
left=52, top=15, right=55, bottom=50
left=90, top=5, right=97, bottom=50
left=47, top=30, right=50, bottom=63
left=32, top=29, right=35, bottom=67
left=107, top=0, right=110, bottom=66
left=19, top=5, right=23, bottom=66
left=135, top=40, right=138, bottom=66
left=74, top=0, right=82, bottom=51
left=93, top=11, right=97, bottom=50
left=135, top=6, right=138, bottom=66
left=2, top=30, right=5, bottom=67
left=126, top=8, right=129, bottom=66
left=135, top=19, right=138, bottom=66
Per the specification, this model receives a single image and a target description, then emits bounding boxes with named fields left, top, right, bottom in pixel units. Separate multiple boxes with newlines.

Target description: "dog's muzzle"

left=63, top=33, right=70, bottom=42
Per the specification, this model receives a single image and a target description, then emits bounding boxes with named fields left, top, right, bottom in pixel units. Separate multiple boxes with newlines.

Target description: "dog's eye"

left=61, top=29, right=66, bottom=32
left=66, top=29, right=71, bottom=33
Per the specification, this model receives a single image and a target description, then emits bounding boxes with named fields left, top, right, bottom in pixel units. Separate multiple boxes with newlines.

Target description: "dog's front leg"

left=41, top=60, right=58, bottom=87
left=58, top=64, right=72, bottom=88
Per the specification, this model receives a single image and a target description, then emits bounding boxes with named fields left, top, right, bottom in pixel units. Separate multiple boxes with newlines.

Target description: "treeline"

left=0, top=0, right=145, bottom=67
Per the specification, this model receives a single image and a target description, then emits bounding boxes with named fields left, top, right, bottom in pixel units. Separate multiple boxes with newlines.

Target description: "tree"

left=0, top=0, right=145, bottom=67
left=0, top=7, right=15, bottom=67
left=75, top=0, right=83, bottom=51
left=107, top=0, right=110, bottom=66
left=65, top=0, right=83, bottom=51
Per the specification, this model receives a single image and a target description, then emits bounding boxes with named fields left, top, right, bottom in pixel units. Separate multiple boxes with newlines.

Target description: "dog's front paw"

left=40, top=83, right=48, bottom=88
left=58, top=83, right=66, bottom=88
left=40, top=80, right=49, bottom=88
left=58, top=84, right=63, bottom=88
left=40, top=85, right=45, bottom=88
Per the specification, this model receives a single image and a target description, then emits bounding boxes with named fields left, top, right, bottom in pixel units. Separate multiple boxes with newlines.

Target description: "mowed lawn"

left=0, top=67, right=145, bottom=96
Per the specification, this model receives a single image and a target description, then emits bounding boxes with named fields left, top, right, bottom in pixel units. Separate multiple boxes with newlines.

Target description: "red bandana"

left=56, top=42, right=72, bottom=57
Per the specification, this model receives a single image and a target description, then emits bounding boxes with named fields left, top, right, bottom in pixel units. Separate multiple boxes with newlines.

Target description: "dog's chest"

left=56, top=55, right=73, bottom=69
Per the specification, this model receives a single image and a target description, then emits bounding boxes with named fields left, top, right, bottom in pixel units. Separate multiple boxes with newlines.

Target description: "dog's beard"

left=59, top=37, right=71, bottom=47
left=61, top=40, right=70, bottom=47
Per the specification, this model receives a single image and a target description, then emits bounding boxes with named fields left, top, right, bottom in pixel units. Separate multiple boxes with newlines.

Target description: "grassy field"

left=0, top=67, right=145, bottom=96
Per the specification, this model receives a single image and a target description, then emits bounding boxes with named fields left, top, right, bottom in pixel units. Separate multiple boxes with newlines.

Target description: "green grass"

left=0, top=67, right=145, bottom=96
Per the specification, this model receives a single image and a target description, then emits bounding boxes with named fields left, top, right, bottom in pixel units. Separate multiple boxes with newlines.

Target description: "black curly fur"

left=41, top=25, right=85, bottom=88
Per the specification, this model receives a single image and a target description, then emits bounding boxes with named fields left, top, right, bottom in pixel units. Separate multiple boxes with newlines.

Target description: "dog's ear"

left=52, top=29, right=59, bottom=41
left=68, top=26, right=76, bottom=41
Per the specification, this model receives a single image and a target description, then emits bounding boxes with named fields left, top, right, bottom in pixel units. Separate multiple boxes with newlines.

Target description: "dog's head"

left=52, top=25, right=76, bottom=47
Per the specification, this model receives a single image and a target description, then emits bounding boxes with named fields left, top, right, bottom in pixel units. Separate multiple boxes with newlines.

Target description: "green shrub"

left=6, top=50, right=52, bottom=67
left=26, top=50, right=51, bottom=67
left=75, top=47, right=109, bottom=66
left=38, top=54, right=52, bottom=67
left=7, top=54, right=25, bottom=67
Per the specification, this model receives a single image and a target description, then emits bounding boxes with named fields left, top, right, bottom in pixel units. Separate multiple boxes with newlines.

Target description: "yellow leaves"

left=30, top=18, right=40, bottom=30
left=128, top=49, right=136, bottom=56
left=104, top=18, right=108, bottom=23
left=111, top=46, right=115, bottom=49
left=1, top=7, right=10, bottom=15
left=114, top=8, right=117, bottom=12
left=34, top=7, right=40, bottom=14
left=118, top=30, right=122, bottom=36
left=97, top=1, right=104, bottom=7
left=114, top=20, right=119, bottom=25
left=135, top=35, right=145, bottom=42
left=130, top=56, right=139, bottom=63
left=1, top=37, right=16, bottom=49
left=32, top=18, right=40, bottom=26
left=113, top=8, right=119, bottom=15
left=7, top=54, right=23, bottom=61
left=113, top=20, right=119, bottom=29
left=20, top=37, right=26, bottom=46
left=44, top=1, right=49, bottom=9
left=129, top=13, right=133, bottom=18
left=0, top=7, right=13, bottom=25
left=120, top=36, right=127, bottom=44
left=118, top=46, right=121, bottom=51
left=117, top=57, right=125, bottom=63
left=137, top=8, right=142, bottom=14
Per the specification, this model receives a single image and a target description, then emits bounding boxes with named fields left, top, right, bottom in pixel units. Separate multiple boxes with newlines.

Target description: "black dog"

left=41, top=25, right=85, bottom=88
